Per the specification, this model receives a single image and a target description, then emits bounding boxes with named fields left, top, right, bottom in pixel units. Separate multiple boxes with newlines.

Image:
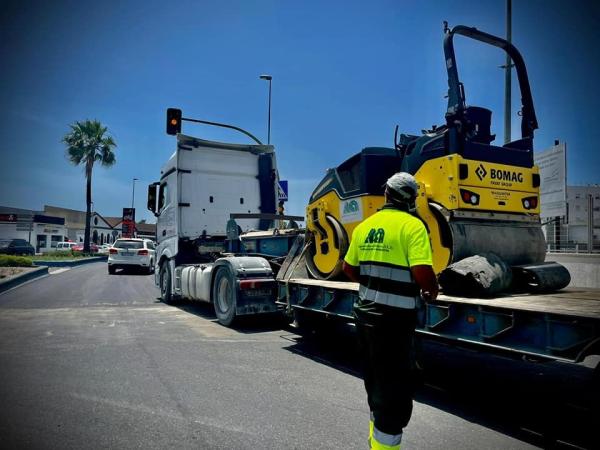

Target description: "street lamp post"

left=131, top=178, right=139, bottom=209
left=259, top=74, right=272, bottom=145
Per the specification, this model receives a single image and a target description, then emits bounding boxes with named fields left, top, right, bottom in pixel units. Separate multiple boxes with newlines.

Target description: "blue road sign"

left=278, top=180, right=288, bottom=202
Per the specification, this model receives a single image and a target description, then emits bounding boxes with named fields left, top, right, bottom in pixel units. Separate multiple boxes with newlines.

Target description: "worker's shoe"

left=370, top=426, right=402, bottom=450
left=368, top=413, right=374, bottom=447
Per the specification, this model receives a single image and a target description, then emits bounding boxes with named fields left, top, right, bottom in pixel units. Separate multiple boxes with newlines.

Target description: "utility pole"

left=132, top=178, right=138, bottom=209
left=504, top=0, right=512, bottom=144
left=259, top=75, right=272, bottom=145
left=588, top=194, right=594, bottom=253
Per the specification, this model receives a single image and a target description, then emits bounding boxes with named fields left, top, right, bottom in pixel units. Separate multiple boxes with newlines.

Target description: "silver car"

left=108, top=238, right=156, bottom=274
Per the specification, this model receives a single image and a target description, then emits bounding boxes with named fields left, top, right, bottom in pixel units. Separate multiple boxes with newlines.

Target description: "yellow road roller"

left=306, top=24, right=549, bottom=280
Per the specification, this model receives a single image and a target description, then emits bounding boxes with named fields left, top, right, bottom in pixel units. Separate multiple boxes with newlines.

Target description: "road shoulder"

left=0, top=266, right=49, bottom=294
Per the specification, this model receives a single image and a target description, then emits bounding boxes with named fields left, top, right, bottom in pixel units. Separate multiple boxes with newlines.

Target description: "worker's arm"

left=411, top=265, right=439, bottom=302
left=342, top=261, right=360, bottom=283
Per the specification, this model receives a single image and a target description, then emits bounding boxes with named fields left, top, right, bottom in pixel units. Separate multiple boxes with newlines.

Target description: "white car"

left=56, top=242, right=78, bottom=251
left=98, top=244, right=112, bottom=255
left=108, top=238, right=156, bottom=274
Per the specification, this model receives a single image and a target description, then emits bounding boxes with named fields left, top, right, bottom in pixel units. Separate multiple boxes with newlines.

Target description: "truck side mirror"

left=147, top=183, right=159, bottom=216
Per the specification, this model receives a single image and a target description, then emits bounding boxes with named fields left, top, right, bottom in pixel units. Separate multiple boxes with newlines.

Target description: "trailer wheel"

left=160, top=261, right=174, bottom=304
left=213, top=266, right=237, bottom=327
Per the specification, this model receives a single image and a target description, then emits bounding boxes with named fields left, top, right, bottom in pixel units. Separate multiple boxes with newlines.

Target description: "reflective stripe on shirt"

left=358, top=261, right=419, bottom=309
left=360, top=263, right=413, bottom=283
left=359, top=284, right=417, bottom=309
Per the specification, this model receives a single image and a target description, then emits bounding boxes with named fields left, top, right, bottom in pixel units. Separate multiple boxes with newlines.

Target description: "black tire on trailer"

left=160, top=261, right=174, bottom=304
left=108, top=265, right=116, bottom=275
left=213, top=265, right=237, bottom=327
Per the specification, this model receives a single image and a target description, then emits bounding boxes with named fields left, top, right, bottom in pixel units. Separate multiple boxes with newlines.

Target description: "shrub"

left=0, top=255, right=34, bottom=267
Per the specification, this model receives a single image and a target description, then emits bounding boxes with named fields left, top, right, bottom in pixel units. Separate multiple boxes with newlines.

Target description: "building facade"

left=544, top=185, right=600, bottom=252
left=0, top=205, right=156, bottom=253
left=0, top=206, right=67, bottom=253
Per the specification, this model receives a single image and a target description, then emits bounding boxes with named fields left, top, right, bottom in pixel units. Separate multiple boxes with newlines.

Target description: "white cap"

left=385, top=172, right=418, bottom=202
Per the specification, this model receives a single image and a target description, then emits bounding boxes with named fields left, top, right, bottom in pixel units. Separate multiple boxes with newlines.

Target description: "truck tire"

left=213, top=265, right=237, bottom=327
left=160, top=261, right=174, bottom=304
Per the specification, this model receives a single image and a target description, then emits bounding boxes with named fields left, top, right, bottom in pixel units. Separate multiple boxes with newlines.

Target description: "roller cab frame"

left=398, top=24, right=545, bottom=273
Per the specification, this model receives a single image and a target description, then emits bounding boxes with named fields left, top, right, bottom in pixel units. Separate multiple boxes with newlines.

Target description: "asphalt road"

left=0, top=262, right=596, bottom=449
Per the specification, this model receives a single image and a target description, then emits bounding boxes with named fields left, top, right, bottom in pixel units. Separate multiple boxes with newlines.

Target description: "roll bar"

left=443, top=23, right=538, bottom=140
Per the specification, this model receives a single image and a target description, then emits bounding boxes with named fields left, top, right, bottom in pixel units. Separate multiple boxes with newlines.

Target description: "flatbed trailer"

left=148, top=114, right=600, bottom=372
left=273, top=236, right=600, bottom=366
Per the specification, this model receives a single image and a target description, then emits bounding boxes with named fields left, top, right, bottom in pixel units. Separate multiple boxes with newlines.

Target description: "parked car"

left=108, top=238, right=155, bottom=274
left=72, top=243, right=99, bottom=253
left=56, top=242, right=78, bottom=251
left=0, top=239, right=35, bottom=256
left=97, top=244, right=112, bottom=255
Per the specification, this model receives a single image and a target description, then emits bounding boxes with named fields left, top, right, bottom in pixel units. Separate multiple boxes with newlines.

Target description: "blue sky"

left=1, top=0, right=599, bottom=223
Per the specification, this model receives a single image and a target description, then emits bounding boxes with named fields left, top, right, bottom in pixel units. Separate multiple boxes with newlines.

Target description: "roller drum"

left=449, top=219, right=546, bottom=266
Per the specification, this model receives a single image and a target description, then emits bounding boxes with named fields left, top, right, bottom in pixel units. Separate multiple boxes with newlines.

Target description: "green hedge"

left=0, top=255, right=34, bottom=267
left=31, top=250, right=96, bottom=260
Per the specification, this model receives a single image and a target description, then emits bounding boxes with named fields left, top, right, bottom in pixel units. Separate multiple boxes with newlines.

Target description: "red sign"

left=122, top=208, right=136, bottom=238
left=0, top=214, right=17, bottom=222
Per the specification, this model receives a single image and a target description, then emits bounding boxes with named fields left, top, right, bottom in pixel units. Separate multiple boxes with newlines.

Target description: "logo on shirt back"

left=364, top=228, right=385, bottom=244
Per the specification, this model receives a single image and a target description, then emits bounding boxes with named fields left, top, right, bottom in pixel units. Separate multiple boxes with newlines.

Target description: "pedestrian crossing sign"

left=278, top=180, right=288, bottom=202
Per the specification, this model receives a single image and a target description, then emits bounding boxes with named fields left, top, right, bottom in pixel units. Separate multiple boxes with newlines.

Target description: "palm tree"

left=63, top=120, right=116, bottom=253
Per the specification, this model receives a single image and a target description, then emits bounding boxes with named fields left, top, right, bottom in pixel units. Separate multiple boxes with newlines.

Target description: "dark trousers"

left=354, top=300, right=417, bottom=436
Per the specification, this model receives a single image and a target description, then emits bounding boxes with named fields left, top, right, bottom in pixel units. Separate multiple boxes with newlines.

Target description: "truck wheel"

left=213, top=266, right=237, bottom=327
left=108, top=265, right=116, bottom=275
left=160, top=262, right=174, bottom=304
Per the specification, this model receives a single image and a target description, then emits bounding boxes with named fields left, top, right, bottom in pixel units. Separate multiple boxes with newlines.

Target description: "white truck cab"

left=148, top=118, right=281, bottom=324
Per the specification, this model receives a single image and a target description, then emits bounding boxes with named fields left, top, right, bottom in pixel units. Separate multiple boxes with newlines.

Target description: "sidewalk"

left=0, top=266, right=49, bottom=294
left=0, top=256, right=107, bottom=294
left=33, top=255, right=107, bottom=267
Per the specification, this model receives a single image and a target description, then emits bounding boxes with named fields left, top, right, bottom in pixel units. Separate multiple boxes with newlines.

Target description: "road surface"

left=0, top=262, right=595, bottom=449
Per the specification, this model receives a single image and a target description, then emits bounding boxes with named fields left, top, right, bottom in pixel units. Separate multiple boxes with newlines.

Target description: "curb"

left=33, top=256, right=108, bottom=267
left=0, top=266, right=49, bottom=294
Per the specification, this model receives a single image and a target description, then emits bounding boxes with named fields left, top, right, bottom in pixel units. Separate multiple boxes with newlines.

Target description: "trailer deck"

left=277, top=277, right=600, bottom=363
left=282, top=279, right=600, bottom=319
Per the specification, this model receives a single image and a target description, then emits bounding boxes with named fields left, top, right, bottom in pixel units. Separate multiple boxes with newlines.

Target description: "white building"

left=1, top=204, right=157, bottom=253
left=0, top=206, right=67, bottom=253
left=544, top=185, right=600, bottom=252
left=43, top=205, right=155, bottom=245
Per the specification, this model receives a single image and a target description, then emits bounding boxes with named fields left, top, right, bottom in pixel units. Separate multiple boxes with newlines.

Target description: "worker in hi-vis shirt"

left=343, top=172, right=438, bottom=450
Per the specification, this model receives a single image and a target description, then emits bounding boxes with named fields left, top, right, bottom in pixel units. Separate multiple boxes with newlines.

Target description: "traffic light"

left=166, top=108, right=182, bottom=135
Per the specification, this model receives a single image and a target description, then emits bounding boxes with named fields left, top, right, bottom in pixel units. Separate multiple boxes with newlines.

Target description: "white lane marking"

left=49, top=268, right=71, bottom=275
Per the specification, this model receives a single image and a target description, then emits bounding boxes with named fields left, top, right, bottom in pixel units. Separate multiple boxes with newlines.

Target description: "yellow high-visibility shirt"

left=344, top=206, right=432, bottom=268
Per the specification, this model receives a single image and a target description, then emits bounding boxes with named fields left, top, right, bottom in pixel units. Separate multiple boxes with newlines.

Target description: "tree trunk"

left=84, top=160, right=93, bottom=253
